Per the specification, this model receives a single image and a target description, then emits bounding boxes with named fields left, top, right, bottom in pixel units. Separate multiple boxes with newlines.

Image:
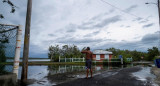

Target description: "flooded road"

left=56, top=66, right=158, bottom=86
left=2, top=64, right=158, bottom=86
left=132, top=67, right=158, bottom=86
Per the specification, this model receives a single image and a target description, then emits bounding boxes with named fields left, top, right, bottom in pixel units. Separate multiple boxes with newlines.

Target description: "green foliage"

left=147, top=47, right=159, bottom=61
left=106, top=47, right=159, bottom=61
left=0, top=45, right=6, bottom=62
left=48, top=45, right=60, bottom=62
left=48, top=44, right=83, bottom=62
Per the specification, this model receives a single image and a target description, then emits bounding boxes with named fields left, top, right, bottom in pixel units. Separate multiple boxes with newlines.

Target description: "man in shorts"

left=81, top=47, right=93, bottom=78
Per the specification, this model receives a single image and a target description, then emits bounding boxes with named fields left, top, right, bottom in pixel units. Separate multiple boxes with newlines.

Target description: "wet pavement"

left=55, top=66, right=158, bottom=86
left=16, top=64, right=158, bottom=86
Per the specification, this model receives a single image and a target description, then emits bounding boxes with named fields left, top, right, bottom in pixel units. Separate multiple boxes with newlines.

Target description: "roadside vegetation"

left=106, top=47, right=159, bottom=61
left=48, top=45, right=159, bottom=62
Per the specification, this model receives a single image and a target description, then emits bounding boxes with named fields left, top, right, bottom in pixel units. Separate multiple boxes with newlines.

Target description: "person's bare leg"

left=86, top=69, right=89, bottom=78
left=90, top=69, right=93, bottom=78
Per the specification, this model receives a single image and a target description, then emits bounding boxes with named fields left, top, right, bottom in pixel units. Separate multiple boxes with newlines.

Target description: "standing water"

left=2, top=64, right=157, bottom=86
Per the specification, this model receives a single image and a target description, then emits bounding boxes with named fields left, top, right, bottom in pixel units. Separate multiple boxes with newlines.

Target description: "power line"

left=100, top=0, right=143, bottom=20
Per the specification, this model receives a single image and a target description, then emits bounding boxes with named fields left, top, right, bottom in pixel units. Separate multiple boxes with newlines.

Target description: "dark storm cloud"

left=155, top=31, right=160, bottom=34
left=57, top=37, right=103, bottom=44
left=93, top=32, right=159, bottom=52
left=126, top=26, right=130, bottom=28
left=91, top=10, right=115, bottom=21
left=125, top=5, right=138, bottom=12
left=48, top=34, right=55, bottom=37
left=93, top=15, right=121, bottom=28
left=109, top=9, right=115, bottom=13
left=65, top=15, right=121, bottom=31
left=139, top=20, right=149, bottom=24
left=141, top=33, right=159, bottom=43
left=142, top=23, right=154, bottom=28
left=93, top=41, right=141, bottom=51
left=84, top=30, right=100, bottom=37
left=65, top=24, right=77, bottom=32
left=28, top=44, right=48, bottom=58
left=67, top=29, right=76, bottom=32
left=120, top=25, right=124, bottom=27
left=132, top=17, right=143, bottom=22
left=82, top=21, right=94, bottom=26
left=93, top=31, right=100, bottom=35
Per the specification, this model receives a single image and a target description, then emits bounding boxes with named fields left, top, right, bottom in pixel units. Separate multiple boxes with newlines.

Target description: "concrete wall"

left=0, top=74, right=17, bottom=86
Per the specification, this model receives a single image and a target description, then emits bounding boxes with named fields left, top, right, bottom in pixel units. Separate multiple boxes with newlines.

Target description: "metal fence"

left=59, top=57, right=133, bottom=63
left=59, top=57, right=85, bottom=62
left=0, top=24, right=21, bottom=75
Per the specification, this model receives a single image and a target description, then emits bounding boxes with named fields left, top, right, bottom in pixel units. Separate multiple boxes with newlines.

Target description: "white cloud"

left=1, top=0, right=159, bottom=57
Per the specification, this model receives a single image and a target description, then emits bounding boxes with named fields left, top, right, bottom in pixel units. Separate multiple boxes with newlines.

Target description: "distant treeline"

left=106, top=47, right=159, bottom=61
left=48, top=45, right=85, bottom=62
left=48, top=45, right=159, bottom=62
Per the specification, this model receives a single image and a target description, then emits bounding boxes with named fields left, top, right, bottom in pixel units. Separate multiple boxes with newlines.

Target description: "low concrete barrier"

left=0, top=73, right=17, bottom=86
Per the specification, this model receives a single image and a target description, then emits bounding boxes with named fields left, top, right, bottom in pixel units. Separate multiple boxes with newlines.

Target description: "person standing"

left=81, top=47, right=93, bottom=78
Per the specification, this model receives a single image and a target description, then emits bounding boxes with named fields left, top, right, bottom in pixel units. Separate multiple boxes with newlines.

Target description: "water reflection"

left=46, top=64, right=134, bottom=85
left=47, top=64, right=134, bottom=76
left=2, top=64, right=134, bottom=85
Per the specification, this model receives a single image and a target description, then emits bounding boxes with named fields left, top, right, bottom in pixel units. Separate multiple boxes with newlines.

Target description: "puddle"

left=132, top=67, right=158, bottom=86
left=2, top=64, right=134, bottom=85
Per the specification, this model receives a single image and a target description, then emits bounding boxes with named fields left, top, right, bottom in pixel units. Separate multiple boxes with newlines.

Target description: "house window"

left=96, top=55, right=100, bottom=60
left=105, top=54, right=109, bottom=59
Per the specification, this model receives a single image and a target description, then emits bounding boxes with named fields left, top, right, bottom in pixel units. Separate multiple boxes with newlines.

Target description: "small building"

left=93, top=49, right=113, bottom=61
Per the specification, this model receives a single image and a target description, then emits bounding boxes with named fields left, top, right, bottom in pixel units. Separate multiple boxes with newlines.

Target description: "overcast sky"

left=0, top=0, right=159, bottom=58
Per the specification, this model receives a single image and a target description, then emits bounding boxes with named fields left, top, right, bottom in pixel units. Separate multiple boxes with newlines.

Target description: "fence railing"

left=59, top=57, right=133, bottom=63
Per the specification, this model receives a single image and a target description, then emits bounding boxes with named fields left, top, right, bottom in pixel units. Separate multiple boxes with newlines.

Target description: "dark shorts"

left=86, top=59, right=92, bottom=69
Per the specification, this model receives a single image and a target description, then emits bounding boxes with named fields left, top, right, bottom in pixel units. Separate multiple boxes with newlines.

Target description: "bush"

left=0, top=45, right=6, bottom=62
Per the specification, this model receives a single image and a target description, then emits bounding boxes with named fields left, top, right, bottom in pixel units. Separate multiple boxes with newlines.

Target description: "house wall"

left=93, top=54, right=113, bottom=61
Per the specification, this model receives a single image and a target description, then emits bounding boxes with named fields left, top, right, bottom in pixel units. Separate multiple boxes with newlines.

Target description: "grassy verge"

left=0, top=61, right=85, bottom=65
left=0, top=61, right=127, bottom=65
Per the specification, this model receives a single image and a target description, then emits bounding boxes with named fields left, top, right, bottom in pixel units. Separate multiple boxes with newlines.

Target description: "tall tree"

left=147, top=47, right=159, bottom=61
left=48, top=45, right=60, bottom=62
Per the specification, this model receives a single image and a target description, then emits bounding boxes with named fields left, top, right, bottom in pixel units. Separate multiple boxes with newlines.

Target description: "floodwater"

left=6, top=58, right=50, bottom=62
left=132, top=66, right=158, bottom=86
left=2, top=64, right=157, bottom=86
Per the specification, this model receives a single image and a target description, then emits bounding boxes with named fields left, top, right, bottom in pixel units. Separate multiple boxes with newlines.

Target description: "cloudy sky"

left=0, top=0, right=159, bottom=58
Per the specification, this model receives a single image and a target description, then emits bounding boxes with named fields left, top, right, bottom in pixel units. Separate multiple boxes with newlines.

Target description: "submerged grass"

left=0, top=61, right=123, bottom=66
left=0, top=61, right=85, bottom=65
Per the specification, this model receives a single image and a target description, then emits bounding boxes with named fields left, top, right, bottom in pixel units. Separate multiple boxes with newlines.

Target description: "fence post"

left=72, top=58, right=73, bottom=62
left=65, top=57, right=66, bottom=62
left=13, top=25, right=22, bottom=80
left=108, top=58, right=109, bottom=65
left=83, top=57, right=84, bottom=62
left=59, top=56, right=60, bottom=62
left=121, top=58, right=123, bottom=65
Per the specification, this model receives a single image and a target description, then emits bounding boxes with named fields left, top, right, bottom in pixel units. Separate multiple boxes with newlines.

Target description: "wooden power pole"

left=21, top=0, right=32, bottom=84
left=158, top=0, right=160, bottom=26
left=158, top=0, right=160, bottom=53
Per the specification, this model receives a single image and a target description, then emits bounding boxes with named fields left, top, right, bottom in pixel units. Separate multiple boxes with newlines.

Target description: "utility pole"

left=146, top=0, right=160, bottom=53
left=157, top=0, right=160, bottom=54
left=158, top=0, right=160, bottom=26
left=21, top=0, right=32, bottom=84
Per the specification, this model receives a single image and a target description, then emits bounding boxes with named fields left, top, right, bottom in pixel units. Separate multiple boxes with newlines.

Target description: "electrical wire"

left=100, top=0, right=143, bottom=20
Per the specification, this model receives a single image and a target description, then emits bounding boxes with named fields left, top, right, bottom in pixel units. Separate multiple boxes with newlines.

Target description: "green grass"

left=0, top=61, right=85, bottom=65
